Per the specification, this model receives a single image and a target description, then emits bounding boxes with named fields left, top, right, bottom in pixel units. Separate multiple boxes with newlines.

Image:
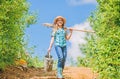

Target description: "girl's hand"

left=66, top=28, right=73, bottom=40
left=47, top=47, right=51, bottom=53
left=69, top=28, right=73, bottom=33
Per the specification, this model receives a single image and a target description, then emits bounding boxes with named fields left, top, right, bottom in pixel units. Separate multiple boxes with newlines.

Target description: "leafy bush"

left=0, top=0, right=36, bottom=70
left=27, top=56, right=44, bottom=68
left=78, top=0, right=120, bottom=79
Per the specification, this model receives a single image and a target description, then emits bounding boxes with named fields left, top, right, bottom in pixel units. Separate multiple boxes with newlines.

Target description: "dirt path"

left=0, top=66, right=98, bottom=79
left=63, top=67, right=98, bottom=79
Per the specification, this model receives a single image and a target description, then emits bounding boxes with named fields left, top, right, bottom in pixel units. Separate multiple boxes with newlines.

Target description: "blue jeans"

left=55, top=45, right=67, bottom=78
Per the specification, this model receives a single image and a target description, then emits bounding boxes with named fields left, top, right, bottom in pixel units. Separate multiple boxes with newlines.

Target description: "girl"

left=47, top=16, right=73, bottom=79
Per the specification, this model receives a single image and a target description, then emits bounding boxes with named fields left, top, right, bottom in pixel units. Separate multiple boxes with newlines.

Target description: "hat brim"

left=54, top=16, right=66, bottom=24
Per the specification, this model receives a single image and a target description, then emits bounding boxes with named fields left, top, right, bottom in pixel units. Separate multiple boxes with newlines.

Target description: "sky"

left=25, top=0, right=97, bottom=65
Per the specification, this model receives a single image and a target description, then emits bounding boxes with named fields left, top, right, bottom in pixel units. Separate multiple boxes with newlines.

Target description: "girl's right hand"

left=47, top=47, right=51, bottom=53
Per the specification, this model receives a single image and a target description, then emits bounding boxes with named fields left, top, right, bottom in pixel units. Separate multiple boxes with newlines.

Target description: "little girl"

left=47, top=16, right=73, bottom=79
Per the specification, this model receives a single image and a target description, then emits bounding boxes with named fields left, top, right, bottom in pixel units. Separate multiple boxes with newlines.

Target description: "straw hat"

left=54, top=16, right=66, bottom=24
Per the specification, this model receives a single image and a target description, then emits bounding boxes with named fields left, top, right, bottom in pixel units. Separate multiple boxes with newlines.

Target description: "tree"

left=78, top=0, right=120, bottom=79
left=0, top=0, right=36, bottom=70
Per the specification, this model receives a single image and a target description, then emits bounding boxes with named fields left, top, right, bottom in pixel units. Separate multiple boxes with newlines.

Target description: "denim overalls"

left=51, top=28, right=67, bottom=78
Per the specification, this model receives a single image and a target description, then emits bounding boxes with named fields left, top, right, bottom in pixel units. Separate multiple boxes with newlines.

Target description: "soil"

left=0, top=66, right=98, bottom=79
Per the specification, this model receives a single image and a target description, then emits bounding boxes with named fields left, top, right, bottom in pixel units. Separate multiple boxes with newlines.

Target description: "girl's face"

left=56, top=18, right=64, bottom=26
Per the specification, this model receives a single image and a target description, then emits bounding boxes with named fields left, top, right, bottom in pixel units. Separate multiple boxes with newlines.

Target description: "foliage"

left=0, top=0, right=36, bottom=70
left=27, top=55, right=44, bottom=68
left=78, top=0, right=120, bottom=79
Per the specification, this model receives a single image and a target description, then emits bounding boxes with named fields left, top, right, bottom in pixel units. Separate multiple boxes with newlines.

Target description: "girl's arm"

left=48, top=37, right=54, bottom=53
left=66, top=29, right=73, bottom=40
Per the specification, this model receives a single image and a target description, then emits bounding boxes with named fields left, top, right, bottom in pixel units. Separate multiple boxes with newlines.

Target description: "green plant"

left=27, top=56, right=44, bottom=68
left=78, top=0, right=120, bottom=79
left=0, top=0, right=36, bottom=70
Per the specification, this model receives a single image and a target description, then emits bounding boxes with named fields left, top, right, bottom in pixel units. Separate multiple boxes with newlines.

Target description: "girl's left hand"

left=69, top=28, right=73, bottom=33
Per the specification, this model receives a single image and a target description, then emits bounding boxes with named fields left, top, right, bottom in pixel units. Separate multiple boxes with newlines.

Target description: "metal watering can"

left=44, top=52, right=53, bottom=72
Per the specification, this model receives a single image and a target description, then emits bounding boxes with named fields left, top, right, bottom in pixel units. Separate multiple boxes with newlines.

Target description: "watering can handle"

left=47, top=51, right=50, bottom=58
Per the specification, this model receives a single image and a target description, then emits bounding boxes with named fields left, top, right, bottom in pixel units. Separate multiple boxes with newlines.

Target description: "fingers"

left=47, top=48, right=51, bottom=53
left=47, top=49, right=50, bottom=53
left=69, top=28, right=73, bottom=33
